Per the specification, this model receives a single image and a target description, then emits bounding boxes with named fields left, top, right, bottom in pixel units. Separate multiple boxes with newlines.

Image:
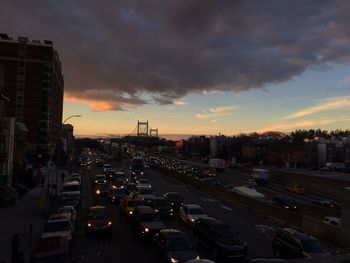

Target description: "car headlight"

left=87, top=223, right=92, bottom=227
left=155, top=209, right=159, bottom=212
left=190, top=218, right=195, bottom=222
left=96, top=190, right=100, bottom=194
left=170, top=208, right=173, bottom=212
left=141, top=172, right=144, bottom=175
left=104, top=180, right=107, bottom=183
left=94, top=180, right=98, bottom=183
left=144, top=227, right=149, bottom=232
left=195, top=256, right=200, bottom=260
left=108, top=221, right=112, bottom=226
left=129, top=211, right=133, bottom=215
left=170, top=258, right=179, bottom=263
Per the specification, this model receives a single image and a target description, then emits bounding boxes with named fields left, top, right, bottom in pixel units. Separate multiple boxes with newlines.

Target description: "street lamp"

left=63, top=114, right=82, bottom=124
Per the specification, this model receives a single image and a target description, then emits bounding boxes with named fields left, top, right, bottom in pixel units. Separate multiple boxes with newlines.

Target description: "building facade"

left=0, top=33, right=64, bottom=160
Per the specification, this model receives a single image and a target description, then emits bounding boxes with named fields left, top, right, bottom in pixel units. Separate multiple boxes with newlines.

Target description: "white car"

left=135, top=185, right=155, bottom=201
left=61, top=181, right=81, bottom=200
left=179, top=204, right=208, bottom=226
left=323, top=216, right=341, bottom=228
left=42, top=213, right=74, bottom=240
left=57, top=205, right=77, bottom=223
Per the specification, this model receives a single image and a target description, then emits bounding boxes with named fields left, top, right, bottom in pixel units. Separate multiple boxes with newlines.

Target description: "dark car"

left=272, top=196, right=299, bottom=211
left=163, top=192, right=184, bottom=210
left=132, top=206, right=165, bottom=238
left=85, top=206, right=112, bottom=235
left=108, top=186, right=127, bottom=204
left=148, top=197, right=173, bottom=217
left=193, top=217, right=247, bottom=261
left=155, top=229, right=199, bottom=263
left=31, top=236, right=71, bottom=263
left=272, top=228, right=330, bottom=259
left=311, top=200, right=341, bottom=210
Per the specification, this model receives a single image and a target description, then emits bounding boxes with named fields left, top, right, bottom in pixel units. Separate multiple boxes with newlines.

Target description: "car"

left=179, top=204, right=208, bottom=227
left=56, top=205, right=77, bottom=223
left=311, top=200, right=341, bottom=210
left=193, top=217, right=248, bottom=260
left=132, top=206, right=165, bottom=238
left=103, top=163, right=112, bottom=173
left=95, top=183, right=109, bottom=196
left=135, top=185, right=155, bottom=201
left=155, top=229, right=199, bottom=263
left=285, top=184, right=305, bottom=194
left=272, top=196, right=299, bottom=211
left=31, top=236, right=71, bottom=263
left=108, top=186, right=127, bottom=204
left=272, top=228, right=330, bottom=259
left=323, top=216, right=341, bottom=228
left=137, top=178, right=152, bottom=188
left=94, top=174, right=107, bottom=184
left=61, top=182, right=81, bottom=201
left=42, top=213, right=74, bottom=240
left=120, top=196, right=146, bottom=220
left=163, top=192, right=184, bottom=210
left=148, top=197, right=173, bottom=217
left=85, top=206, right=112, bottom=234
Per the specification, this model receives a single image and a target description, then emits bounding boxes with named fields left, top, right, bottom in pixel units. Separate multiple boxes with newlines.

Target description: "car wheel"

left=274, top=247, right=281, bottom=258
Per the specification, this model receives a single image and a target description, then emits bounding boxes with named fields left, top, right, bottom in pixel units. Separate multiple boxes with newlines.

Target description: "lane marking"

left=220, top=205, right=233, bottom=211
left=201, top=197, right=218, bottom=202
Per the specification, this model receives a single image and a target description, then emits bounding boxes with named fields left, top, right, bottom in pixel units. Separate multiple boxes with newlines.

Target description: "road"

left=71, top=161, right=275, bottom=263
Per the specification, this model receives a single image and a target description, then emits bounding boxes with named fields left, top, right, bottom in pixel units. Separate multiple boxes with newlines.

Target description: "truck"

left=232, top=186, right=266, bottom=201
left=209, top=158, right=226, bottom=171
left=251, top=169, right=270, bottom=186
left=130, top=157, right=145, bottom=177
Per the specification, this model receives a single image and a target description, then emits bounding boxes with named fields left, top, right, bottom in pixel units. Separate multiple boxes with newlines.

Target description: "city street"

left=71, top=161, right=274, bottom=263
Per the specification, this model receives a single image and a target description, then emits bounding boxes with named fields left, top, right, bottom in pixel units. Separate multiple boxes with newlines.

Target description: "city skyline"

left=2, top=1, right=350, bottom=136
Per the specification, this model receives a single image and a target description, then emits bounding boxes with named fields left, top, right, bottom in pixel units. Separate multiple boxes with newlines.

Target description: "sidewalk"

left=0, top=168, right=68, bottom=263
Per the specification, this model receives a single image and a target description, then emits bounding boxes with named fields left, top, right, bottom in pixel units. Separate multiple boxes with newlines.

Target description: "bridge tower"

left=149, top=128, right=158, bottom=137
left=137, top=120, right=149, bottom=136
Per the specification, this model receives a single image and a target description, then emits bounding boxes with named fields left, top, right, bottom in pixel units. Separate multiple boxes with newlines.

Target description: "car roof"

left=63, top=181, right=80, bottom=186
left=160, top=228, right=184, bottom=237
left=184, top=204, right=202, bottom=209
left=89, top=205, right=107, bottom=211
left=48, top=213, right=71, bottom=221
left=135, top=206, right=155, bottom=213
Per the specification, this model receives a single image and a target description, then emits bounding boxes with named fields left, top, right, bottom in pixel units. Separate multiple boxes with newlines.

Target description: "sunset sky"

left=2, top=1, right=350, bottom=137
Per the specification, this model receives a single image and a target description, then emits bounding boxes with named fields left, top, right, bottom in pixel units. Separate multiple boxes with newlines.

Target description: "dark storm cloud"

left=1, top=0, right=350, bottom=110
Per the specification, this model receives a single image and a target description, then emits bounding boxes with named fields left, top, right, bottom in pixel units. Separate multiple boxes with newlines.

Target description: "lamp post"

left=63, top=114, right=82, bottom=124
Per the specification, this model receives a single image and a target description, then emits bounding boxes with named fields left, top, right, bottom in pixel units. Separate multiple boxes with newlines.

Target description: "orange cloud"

left=64, top=94, right=114, bottom=111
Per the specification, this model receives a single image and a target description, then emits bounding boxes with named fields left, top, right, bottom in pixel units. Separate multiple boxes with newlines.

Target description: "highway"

left=71, top=160, right=275, bottom=263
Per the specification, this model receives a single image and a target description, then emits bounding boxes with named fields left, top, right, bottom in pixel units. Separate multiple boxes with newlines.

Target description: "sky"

left=1, top=0, right=350, bottom=138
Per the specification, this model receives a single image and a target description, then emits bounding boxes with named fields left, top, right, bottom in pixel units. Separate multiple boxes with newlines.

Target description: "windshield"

left=212, top=224, right=235, bottom=238
left=89, top=211, right=108, bottom=220
left=140, top=212, right=160, bottom=221
left=301, top=240, right=327, bottom=253
left=45, top=221, right=70, bottom=232
left=139, top=189, right=153, bottom=195
left=62, top=185, right=80, bottom=192
left=153, top=200, right=169, bottom=207
left=127, top=200, right=144, bottom=207
left=166, top=236, right=192, bottom=251
left=189, top=208, right=204, bottom=215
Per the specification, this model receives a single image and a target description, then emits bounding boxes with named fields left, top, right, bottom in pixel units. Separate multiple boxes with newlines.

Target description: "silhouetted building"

left=0, top=33, right=64, bottom=160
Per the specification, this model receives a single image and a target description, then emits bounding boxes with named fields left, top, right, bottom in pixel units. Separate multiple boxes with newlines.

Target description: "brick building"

left=0, top=33, right=64, bottom=160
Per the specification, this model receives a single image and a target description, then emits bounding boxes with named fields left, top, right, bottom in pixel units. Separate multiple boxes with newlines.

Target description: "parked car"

left=132, top=206, right=165, bottom=238
left=85, top=206, right=112, bottom=235
left=323, top=216, right=341, bottom=228
left=137, top=178, right=152, bottom=188
left=42, top=213, right=74, bottom=241
left=272, top=196, right=299, bottom=211
left=179, top=204, right=208, bottom=227
left=61, top=181, right=81, bottom=201
left=135, top=185, right=155, bottom=201
left=272, top=228, right=330, bottom=259
left=285, top=184, right=305, bottom=194
left=193, top=217, right=247, bottom=260
left=56, top=205, right=77, bottom=223
left=155, top=229, right=199, bottom=263
left=148, top=197, right=173, bottom=217
left=163, top=192, right=184, bottom=210
left=31, top=236, right=71, bottom=263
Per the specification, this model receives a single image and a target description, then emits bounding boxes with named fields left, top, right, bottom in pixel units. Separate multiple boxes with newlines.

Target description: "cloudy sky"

left=2, top=0, right=350, bottom=137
